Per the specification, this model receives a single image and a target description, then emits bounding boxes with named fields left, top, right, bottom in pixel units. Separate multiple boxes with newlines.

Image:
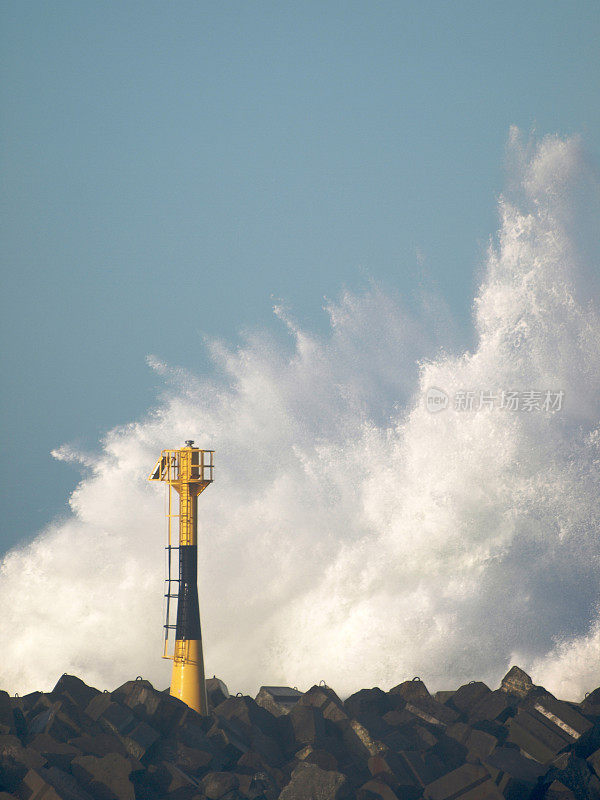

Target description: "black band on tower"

left=176, top=544, right=202, bottom=640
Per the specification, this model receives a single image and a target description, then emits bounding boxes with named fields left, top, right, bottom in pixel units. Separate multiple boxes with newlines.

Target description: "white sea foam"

left=1, top=130, right=598, bottom=699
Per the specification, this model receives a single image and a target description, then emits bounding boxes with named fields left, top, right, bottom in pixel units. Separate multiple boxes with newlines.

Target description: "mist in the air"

left=1, top=129, right=599, bottom=700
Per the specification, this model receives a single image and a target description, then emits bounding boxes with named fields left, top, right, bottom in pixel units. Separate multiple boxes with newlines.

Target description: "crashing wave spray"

left=0, top=129, right=598, bottom=699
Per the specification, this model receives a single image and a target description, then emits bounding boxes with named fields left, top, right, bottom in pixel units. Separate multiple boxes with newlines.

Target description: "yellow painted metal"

left=149, top=444, right=214, bottom=714
left=170, top=639, right=207, bottom=711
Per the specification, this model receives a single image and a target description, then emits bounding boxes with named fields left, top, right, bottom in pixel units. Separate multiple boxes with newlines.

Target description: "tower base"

left=170, top=639, right=208, bottom=715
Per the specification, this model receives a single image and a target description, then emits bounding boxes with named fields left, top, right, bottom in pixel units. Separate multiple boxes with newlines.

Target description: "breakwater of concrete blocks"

left=1, top=666, right=599, bottom=799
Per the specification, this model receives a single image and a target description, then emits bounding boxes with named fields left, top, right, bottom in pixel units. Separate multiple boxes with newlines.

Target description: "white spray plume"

left=1, top=130, right=599, bottom=700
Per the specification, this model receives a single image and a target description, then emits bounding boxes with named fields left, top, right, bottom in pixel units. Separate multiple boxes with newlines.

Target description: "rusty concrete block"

left=255, top=686, right=301, bottom=717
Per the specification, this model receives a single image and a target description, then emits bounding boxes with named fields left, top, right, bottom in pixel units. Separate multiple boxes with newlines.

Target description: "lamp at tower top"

left=149, top=445, right=214, bottom=488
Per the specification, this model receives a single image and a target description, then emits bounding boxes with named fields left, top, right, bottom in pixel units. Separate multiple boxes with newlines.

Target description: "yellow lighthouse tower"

left=149, top=441, right=214, bottom=714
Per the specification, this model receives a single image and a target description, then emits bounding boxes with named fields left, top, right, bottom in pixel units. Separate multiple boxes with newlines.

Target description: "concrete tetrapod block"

left=71, top=752, right=136, bottom=800
left=67, top=733, right=129, bottom=759
left=468, top=691, right=518, bottom=725
left=51, top=676, right=100, bottom=711
left=13, top=768, right=64, bottom=800
left=255, top=686, right=302, bottom=717
left=0, top=734, right=47, bottom=771
left=391, top=750, right=446, bottom=790
left=423, top=762, right=504, bottom=800
left=389, top=678, right=431, bottom=703
left=206, top=678, right=230, bottom=711
left=483, top=745, right=545, bottom=798
left=278, top=761, right=348, bottom=800
left=112, top=679, right=190, bottom=736
left=587, top=748, right=600, bottom=778
left=580, top=688, right=600, bottom=721
left=356, top=777, right=402, bottom=800
left=545, top=751, right=600, bottom=800
left=200, top=770, right=240, bottom=799
left=543, top=779, right=577, bottom=799
left=42, top=766, right=96, bottom=800
left=505, top=694, right=592, bottom=765
left=297, top=686, right=344, bottom=712
left=500, top=667, right=535, bottom=700
left=295, top=743, right=339, bottom=772
left=524, top=692, right=593, bottom=742
left=288, top=704, right=326, bottom=748
left=28, top=701, right=82, bottom=744
left=29, top=734, right=81, bottom=771
left=344, top=689, right=396, bottom=722
left=0, top=693, right=16, bottom=737
left=404, top=696, right=461, bottom=728
left=449, top=684, right=492, bottom=717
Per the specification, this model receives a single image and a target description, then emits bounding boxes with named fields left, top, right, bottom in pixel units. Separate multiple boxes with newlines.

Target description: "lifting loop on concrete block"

left=136, top=676, right=144, bottom=681
left=236, top=692, right=243, bottom=697
left=412, top=676, right=422, bottom=682
left=319, top=680, right=327, bottom=687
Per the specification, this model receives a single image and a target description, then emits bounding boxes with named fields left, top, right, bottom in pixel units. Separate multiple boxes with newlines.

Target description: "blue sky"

left=1, top=0, right=599, bottom=549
